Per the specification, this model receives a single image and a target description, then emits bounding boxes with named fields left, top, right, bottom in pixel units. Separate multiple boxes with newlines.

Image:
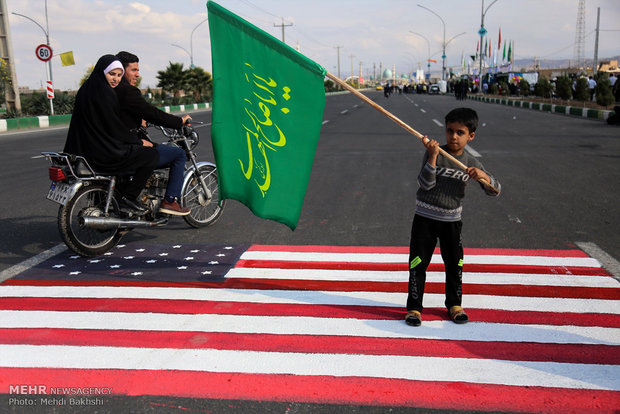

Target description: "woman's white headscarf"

left=103, top=60, right=125, bottom=76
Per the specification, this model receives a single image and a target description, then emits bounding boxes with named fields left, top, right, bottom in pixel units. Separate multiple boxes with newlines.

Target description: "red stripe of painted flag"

left=1, top=368, right=617, bottom=413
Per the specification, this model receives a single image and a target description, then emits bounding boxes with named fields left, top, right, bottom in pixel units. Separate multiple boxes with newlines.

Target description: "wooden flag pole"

left=325, top=72, right=499, bottom=194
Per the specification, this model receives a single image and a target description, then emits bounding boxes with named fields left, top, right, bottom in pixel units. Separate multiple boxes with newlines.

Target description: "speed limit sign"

left=35, top=44, right=53, bottom=62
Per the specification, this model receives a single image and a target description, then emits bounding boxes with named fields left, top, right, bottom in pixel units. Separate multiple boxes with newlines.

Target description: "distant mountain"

left=512, top=56, right=619, bottom=70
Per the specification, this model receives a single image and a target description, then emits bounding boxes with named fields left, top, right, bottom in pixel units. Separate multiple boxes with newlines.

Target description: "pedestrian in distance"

left=405, top=107, right=501, bottom=327
left=63, top=54, right=160, bottom=215
left=115, top=51, right=192, bottom=216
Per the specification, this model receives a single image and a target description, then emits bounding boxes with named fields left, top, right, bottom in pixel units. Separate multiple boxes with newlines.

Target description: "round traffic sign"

left=35, top=44, right=53, bottom=62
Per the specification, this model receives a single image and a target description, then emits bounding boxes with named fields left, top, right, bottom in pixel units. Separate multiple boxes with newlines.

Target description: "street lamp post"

left=445, top=31, right=466, bottom=77
left=409, top=31, right=431, bottom=82
left=190, top=18, right=208, bottom=68
left=172, top=17, right=208, bottom=68
left=417, top=4, right=446, bottom=80
left=171, top=43, right=191, bottom=65
left=478, top=0, right=500, bottom=88
left=12, top=0, right=53, bottom=114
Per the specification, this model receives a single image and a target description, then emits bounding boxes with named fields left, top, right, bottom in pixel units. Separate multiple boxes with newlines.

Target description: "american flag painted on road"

left=0, top=243, right=619, bottom=413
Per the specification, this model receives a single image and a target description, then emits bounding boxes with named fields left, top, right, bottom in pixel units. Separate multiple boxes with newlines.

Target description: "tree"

left=519, top=79, right=530, bottom=96
left=157, top=62, right=186, bottom=97
left=534, top=77, right=552, bottom=98
left=555, top=75, right=572, bottom=100
left=80, top=65, right=94, bottom=87
left=574, top=77, right=589, bottom=101
left=185, top=66, right=212, bottom=101
left=594, top=74, right=614, bottom=107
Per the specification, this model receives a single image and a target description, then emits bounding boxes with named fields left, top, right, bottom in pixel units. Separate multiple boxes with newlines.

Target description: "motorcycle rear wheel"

left=181, top=164, right=225, bottom=228
left=58, top=183, right=124, bottom=257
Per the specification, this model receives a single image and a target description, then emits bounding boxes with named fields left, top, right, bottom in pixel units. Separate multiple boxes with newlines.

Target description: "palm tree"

left=185, top=66, right=212, bottom=101
left=156, top=62, right=186, bottom=97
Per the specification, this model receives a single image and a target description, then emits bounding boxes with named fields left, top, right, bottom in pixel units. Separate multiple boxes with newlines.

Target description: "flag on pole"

left=59, top=51, right=75, bottom=67
left=207, top=1, right=326, bottom=230
left=502, top=40, right=506, bottom=61
left=507, top=41, right=512, bottom=62
left=497, top=28, right=501, bottom=50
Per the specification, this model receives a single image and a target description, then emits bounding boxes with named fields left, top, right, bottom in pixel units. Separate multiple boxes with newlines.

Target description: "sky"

left=6, top=0, right=620, bottom=91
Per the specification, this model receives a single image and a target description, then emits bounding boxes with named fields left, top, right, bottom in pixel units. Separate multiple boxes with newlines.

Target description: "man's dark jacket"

left=115, top=78, right=183, bottom=142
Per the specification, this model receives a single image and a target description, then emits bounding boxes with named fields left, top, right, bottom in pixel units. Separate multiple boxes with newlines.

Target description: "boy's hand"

left=423, top=136, right=439, bottom=166
left=466, top=167, right=490, bottom=182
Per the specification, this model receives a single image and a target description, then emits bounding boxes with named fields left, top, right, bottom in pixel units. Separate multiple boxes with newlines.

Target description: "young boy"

left=405, top=107, right=500, bottom=327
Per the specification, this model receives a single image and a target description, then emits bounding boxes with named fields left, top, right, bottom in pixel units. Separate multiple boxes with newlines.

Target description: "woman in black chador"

left=63, top=54, right=158, bottom=214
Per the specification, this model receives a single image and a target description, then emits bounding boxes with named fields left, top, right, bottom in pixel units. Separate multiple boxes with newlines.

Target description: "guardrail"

left=467, top=95, right=613, bottom=121
left=0, top=102, right=211, bottom=133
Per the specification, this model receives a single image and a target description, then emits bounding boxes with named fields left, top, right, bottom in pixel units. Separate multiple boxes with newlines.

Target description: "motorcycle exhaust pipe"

left=81, top=217, right=167, bottom=230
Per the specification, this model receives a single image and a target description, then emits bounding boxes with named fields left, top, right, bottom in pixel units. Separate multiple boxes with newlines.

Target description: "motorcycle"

left=42, top=123, right=225, bottom=257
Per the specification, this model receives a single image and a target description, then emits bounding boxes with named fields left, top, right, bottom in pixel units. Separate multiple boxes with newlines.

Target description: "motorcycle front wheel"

left=58, top=183, right=124, bottom=257
left=181, top=164, right=225, bottom=228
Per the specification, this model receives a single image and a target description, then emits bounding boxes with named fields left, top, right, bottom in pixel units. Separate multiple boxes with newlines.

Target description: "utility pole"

left=0, top=0, right=21, bottom=114
left=358, top=61, right=363, bottom=86
left=334, top=45, right=342, bottom=79
left=593, top=7, right=600, bottom=74
left=349, top=54, right=355, bottom=79
left=12, top=0, right=53, bottom=114
left=274, top=18, right=292, bottom=44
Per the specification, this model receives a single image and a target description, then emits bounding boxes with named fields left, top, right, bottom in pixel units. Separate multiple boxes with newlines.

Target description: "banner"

left=207, top=1, right=326, bottom=230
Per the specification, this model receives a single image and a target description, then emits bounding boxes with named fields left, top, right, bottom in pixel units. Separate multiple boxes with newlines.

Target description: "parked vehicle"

left=42, top=123, right=224, bottom=256
left=428, top=84, right=441, bottom=94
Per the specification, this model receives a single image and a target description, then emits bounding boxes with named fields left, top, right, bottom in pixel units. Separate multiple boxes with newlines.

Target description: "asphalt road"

left=1, top=91, right=619, bottom=413
left=1, top=91, right=619, bottom=273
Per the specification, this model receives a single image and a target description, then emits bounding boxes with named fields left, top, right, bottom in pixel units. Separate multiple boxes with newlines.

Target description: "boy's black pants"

left=407, top=214, right=464, bottom=312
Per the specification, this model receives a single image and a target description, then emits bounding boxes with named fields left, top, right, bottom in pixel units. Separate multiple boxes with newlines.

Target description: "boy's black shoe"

left=405, top=311, right=422, bottom=327
left=119, top=196, right=147, bottom=215
left=449, top=306, right=469, bottom=324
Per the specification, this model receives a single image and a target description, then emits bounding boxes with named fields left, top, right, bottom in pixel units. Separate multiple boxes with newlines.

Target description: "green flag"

left=207, top=1, right=326, bottom=230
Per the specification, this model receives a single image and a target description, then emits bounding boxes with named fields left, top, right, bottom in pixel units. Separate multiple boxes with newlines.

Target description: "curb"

left=468, top=95, right=612, bottom=121
left=0, top=102, right=211, bottom=133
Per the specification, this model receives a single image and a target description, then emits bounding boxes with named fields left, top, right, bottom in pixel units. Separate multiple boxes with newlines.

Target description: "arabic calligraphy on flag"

left=207, top=1, right=326, bottom=230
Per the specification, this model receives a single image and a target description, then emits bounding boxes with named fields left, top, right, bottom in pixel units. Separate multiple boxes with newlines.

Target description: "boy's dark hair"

left=445, top=107, right=478, bottom=132
left=116, top=51, right=139, bottom=69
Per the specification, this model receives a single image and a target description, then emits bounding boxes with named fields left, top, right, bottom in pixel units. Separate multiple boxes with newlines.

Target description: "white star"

left=69, top=271, right=81, bottom=275
left=110, top=265, right=121, bottom=269
left=117, top=245, right=126, bottom=248
left=123, top=256, right=135, bottom=260
left=104, top=252, right=113, bottom=256
left=88, top=259, right=102, bottom=263
left=135, top=249, right=145, bottom=252
left=69, top=255, right=80, bottom=259
left=146, top=260, right=157, bottom=264
left=131, top=272, right=143, bottom=276
left=190, top=250, right=200, bottom=253
left=173, top=245, right=182, bottom=249
left=159, top=253, right=169, bottom=256
left=184, top=257, right=194, bottom=261
left=52, top=264, right=65, bottom=268
left=224, top=246, right=233, bottom=250
left=208, top=261, right=219, bottom=265
left=201, top=270, right=212, bottom=275
left=177, top=266, right=187, bottom=270
left=216, top=254, right=226, bottom=257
